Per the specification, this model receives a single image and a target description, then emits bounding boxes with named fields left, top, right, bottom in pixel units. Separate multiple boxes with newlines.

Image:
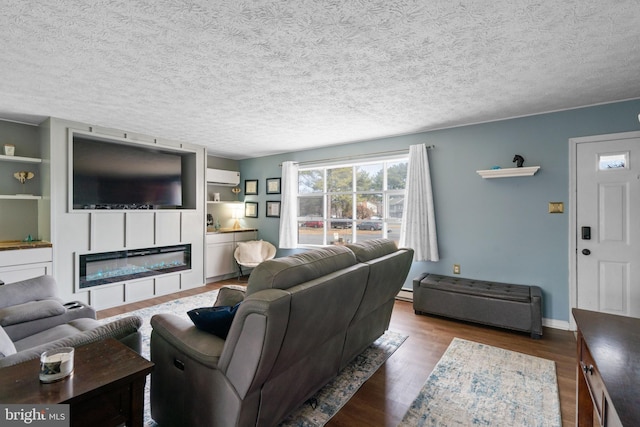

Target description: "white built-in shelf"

left=0, top=194, right=42, bottom=200
left=476, top=166, right=540, bottom=179
left=207, top=200, right=243, bottom=204
left=0, top=154, right=42, bottom=164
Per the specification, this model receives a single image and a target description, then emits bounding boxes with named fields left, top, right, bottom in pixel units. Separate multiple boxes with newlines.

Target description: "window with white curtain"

left=296, top=156, right=408, bottom=246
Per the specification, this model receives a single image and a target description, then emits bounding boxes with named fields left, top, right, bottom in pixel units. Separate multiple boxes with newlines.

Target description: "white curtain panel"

left=278, top=161, right=299, bottom=249
left=399, top=144, right=439, bottom=261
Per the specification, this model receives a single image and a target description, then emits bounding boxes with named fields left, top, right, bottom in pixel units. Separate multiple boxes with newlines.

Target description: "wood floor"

left=98, top=279, right=577, bottom=427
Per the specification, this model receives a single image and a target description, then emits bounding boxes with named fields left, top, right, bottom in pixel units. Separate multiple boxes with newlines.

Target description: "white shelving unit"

left=476, top=166, right=540, bottom=179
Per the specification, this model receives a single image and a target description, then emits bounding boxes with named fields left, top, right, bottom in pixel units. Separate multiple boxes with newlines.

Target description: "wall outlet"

left=453, top=264, right=460, bottom=274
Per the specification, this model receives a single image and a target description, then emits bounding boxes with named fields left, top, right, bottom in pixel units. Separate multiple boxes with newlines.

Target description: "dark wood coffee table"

left=0, top=338, right=154, bottom=427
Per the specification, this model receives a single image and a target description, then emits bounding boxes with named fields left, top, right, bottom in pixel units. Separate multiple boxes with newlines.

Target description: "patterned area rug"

left=101, top=290, right=407, bottom=427
left=399, top=337, right=561, bottom=427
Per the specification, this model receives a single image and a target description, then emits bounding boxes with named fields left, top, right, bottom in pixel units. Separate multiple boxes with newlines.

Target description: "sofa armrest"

left=0, top=315, right=143, bottom=368
left=151, top=313, right=225, bottom=368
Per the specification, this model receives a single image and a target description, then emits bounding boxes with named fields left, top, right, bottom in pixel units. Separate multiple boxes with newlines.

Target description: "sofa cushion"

left=0, top=325, right=16, bottom=357
left=248, top=245, right=357, bottom=293
left=0, top=275, right=59, bottom=309
left=214, top=285, right=246, bottom=307
left=418, top=274, right=533, bottom=303
left=0, top=300, right=66, bottom=327
left=13, top=318, right=101, bottom=352
left=345, top=238, right=398, bottom=262
left=236, top=240, right=266, bottom=264
left=2, top=316, right=143, bottom=368
left=187, top=303, right=240, bottom=339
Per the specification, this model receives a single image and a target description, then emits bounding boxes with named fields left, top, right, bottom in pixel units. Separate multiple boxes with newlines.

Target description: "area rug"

left=399, top=337, right=561, bottom=427
left=101, top=290, right=407, bottom=427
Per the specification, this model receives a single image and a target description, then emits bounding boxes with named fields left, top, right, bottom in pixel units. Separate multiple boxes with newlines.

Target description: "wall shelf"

left=476, top=166, right=540, bottom=179
left=0, top=154, right=42, bottom=164
left=0, top=194, right=42, bottom=200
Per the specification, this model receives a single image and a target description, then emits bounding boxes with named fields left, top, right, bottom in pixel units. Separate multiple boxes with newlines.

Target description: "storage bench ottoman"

left=413, top=273, right=543, bottom=338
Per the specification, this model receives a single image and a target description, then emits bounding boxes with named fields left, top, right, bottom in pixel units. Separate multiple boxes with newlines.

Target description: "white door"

left=575, top=134, right=640, bottom=317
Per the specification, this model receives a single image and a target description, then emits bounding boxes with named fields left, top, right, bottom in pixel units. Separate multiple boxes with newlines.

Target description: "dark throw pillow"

left=187, top=303, right=240, bottom=339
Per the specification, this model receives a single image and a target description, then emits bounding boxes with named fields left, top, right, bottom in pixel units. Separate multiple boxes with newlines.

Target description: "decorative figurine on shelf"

left=14, top=171, right=35, bottom=196
left=513, top=154, right=525, bottom=168
left=231, top=187, right=241, bottom=201
left=14, top=170, right=34, bottom=184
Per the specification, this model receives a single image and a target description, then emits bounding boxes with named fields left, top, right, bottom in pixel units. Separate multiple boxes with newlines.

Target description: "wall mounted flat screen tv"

left=72, top=135, right=192, bottom=210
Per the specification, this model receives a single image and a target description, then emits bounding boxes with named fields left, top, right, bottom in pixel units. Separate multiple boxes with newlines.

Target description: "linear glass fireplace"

left=79, top=244, right=191, bottom=289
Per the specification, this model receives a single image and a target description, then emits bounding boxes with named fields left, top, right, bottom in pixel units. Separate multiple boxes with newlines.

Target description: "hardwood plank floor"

left=98, top=280, right=577, bottom=427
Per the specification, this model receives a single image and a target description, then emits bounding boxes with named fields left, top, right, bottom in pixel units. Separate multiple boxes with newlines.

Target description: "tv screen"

left=73, top=136, right=185, bottom=209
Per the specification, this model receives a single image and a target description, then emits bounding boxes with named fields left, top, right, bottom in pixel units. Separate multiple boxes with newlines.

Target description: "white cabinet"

left=0, top=247, right=53, bottom=283
left=205, top=230, right=257, bottom=279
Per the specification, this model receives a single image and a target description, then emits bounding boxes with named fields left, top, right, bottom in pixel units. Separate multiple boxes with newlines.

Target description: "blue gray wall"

left=238, top=99, right=640, bottom=322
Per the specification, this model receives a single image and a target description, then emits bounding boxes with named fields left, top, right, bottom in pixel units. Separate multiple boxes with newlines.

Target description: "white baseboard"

left=543, top=317, right=572, bottom=331
left=396, top=290, right=413, bottom=302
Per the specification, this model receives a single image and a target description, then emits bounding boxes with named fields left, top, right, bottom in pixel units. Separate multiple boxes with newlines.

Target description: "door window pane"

left=599, top=153, right=627, bottom=170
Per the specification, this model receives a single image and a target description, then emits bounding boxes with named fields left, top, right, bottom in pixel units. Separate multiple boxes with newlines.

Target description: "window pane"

left=387, top=161, right=408, bottom=190
left=356, top=193, right=383, bottom=219
left=356, top=163, right=383, bottom=191
left=388, top=194, right=404, bottom=219
left=327, top=167, right=352, bottom=192
left=298, top=221, right=325, bottom=245
left=299, top=169, right=324, bottom=194
left=356, top=220, right=384, bottom=242
left=299, top=196, right=323, bottom=217
left=599, top=153, right=627, bottom=170
left=328, top=194, right=352, bottom=219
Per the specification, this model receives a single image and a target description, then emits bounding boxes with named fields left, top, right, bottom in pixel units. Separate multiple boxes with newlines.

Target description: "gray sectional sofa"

left=150, top=239, right=413, bottom=427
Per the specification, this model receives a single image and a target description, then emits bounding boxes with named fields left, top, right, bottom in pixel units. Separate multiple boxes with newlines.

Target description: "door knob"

left=582, top=249, right=591, bottom=255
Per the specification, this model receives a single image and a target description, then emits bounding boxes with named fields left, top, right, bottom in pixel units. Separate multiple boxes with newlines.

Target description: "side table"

left=0, top=338, right=154, bottom=427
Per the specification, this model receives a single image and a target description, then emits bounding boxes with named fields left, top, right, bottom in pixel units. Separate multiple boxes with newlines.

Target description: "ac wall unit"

left=206, top=168, right=240, bottom=186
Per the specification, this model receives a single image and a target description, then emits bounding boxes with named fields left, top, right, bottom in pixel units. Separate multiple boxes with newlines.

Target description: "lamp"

left=232, top=205, right=242, bottom=229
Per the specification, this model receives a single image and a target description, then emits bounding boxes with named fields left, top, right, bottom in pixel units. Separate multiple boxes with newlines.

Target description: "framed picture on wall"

left=266, top=177, right=281, bottom=194
left=245, top=202, right=258, bottom=218
left=244, top=179, right=258, bottom=195
left=266, top=201, right=281, bottom=218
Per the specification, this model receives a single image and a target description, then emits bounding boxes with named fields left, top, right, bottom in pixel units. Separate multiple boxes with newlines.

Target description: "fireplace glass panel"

left=79, top=244, right=191, bottom=289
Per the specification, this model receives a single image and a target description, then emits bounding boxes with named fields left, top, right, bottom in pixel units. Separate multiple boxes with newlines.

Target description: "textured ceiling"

left=1, top=1, right=639, bottom=160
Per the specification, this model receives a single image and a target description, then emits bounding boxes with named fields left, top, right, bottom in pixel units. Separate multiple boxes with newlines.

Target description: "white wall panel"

left=125, top=279, right=155, bottom=302
left=90, top=284, right=125, bottom=310
left=126, top=212, right=155, bottom=248
left=156, top=211, right=182, bottom=245
left=93, top=213, right=126, bottom=250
